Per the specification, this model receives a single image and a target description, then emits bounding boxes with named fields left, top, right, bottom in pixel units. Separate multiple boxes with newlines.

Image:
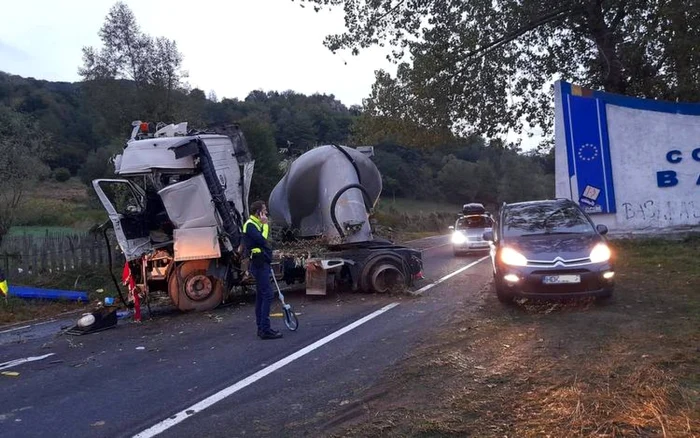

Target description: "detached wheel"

left=168, top=260, right=224, bottom=311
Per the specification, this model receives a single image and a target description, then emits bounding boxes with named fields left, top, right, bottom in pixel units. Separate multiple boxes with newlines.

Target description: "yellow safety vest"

left=243, top=216, right=269, bottom=255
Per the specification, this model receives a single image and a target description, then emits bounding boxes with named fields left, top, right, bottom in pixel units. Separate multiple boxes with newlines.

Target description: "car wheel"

left=453, top=249, right=461, bottom=257
left=494, top=278, right=513, bottom=304
left=595, top=290, right=613, bottom=301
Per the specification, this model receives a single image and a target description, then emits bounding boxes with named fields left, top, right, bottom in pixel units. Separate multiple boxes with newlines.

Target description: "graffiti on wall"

left=621, top=199, right=700, bottom=223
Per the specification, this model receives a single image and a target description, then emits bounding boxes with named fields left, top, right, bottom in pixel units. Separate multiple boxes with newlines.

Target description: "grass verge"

left=330, top=237, right=700, bottom=437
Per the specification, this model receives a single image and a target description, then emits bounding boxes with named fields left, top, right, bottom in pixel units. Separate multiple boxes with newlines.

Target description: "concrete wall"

left=555, top=81, right=700, bottom=232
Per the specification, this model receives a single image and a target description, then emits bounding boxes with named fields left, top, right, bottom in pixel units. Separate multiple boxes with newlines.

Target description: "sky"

left=0, top=0, right=395, bottom=106
left=0, top=0, right=541, bottom=149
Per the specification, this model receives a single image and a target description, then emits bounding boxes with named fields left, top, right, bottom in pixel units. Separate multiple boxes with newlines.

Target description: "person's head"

left=250, top=200, right=267, bottom=218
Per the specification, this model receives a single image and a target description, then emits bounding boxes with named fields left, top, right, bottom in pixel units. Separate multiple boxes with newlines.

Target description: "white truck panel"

left=117, top=136, right=196, bottom=175
left=173, top=226, right=222, bottom=261
left=202, top=136, right=245, bottom=213
left=158, top=174, right=218, bottom=229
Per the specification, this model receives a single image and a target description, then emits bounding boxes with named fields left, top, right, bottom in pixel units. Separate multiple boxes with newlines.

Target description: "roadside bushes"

left=373, top=207, right=455, bottom=233
left=54, top=168, right=71, bottom=182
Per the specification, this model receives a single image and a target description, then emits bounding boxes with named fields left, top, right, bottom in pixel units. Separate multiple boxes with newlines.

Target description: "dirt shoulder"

left=329, top=238, right=700, bottom=437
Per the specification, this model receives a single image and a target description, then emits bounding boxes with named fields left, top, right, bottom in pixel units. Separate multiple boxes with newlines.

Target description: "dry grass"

left=329, top=237, right=700, bottom=438
left=0, top=299, right=88, bottom=326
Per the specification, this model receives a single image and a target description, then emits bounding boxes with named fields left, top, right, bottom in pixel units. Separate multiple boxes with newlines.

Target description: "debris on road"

left=1, top=371, right=19, bottom=377
left=64, top=307, right=117, bottom=336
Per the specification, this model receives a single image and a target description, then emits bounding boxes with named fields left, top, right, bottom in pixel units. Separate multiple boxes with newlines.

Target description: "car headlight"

left=451, top=231, right=467, bottom=244
left=590, top=243, right=611, bottom=263
left=500, top=247, right=528, bottom=266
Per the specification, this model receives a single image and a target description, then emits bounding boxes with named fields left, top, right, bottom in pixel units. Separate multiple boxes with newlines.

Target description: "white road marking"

left=411, top=256, right=489, bottom=296
left=0, top=325, right=31, bottom=335
left=133, top=302, right=401, bottom=438
left=0, top=353, right=56, bottom=371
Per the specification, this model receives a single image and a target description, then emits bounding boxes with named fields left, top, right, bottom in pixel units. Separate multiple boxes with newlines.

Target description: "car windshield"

left=502, top=203, right=594, bottom=237
left=457, top=215, right=493, bottom=229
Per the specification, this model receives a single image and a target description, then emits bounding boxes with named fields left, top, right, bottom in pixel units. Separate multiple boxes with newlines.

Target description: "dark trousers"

left=250, top=261, right=274, bottom=333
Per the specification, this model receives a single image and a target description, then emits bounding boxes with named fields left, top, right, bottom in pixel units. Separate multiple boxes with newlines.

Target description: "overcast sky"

left=0, top=0, right=395, bottom=106
left=1, top=0, right=542, bottom=149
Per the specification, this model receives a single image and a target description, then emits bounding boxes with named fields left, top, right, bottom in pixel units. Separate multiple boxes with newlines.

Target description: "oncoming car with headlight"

left=450, top=213, right=493, bottom=256
left=483, top=199, right=615, bottom=303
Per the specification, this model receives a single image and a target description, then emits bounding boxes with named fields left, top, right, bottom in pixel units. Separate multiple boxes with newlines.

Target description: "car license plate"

left=543, top=275, right=581, bottom=284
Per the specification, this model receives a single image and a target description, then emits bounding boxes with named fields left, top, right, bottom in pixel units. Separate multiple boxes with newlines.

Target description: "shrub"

left=54, top=168, right=71, bottom=182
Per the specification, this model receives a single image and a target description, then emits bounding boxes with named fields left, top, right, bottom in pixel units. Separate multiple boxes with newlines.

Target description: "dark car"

left=483, top=199, right=615, bottom=303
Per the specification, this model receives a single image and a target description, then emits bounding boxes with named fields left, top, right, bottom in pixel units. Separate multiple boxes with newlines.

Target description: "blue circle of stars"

left=577, top=143, right=599, bottom=162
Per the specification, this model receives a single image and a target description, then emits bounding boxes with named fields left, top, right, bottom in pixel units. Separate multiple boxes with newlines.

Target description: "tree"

left=237, top=118, right=282, bottom=201
left=0, top=106, right=50, bottom=244
left=79, top=1, right=187, bottom=121
left=79, top=141, right=123, bottom=186
left=295, top=0, right=700, bottom=145
left=436, top=157, right=480, bottom=204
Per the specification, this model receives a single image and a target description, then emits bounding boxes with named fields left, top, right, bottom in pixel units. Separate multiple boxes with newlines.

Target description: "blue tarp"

left=8, top=286, right=89, bottom=302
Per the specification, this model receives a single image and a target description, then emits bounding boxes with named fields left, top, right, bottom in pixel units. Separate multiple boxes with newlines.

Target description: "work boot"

left=257, top=328, right=280, bottom=337
left=259, top=330, right=283, bottom=340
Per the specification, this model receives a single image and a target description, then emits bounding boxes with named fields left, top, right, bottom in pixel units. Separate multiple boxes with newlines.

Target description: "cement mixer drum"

left=268, top=145, right=382, bottom=244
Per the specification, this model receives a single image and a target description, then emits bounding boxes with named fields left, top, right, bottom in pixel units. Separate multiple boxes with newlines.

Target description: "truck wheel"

left=168, top=260, right=224, bottom=312
left=360, top=256, right=407, bottom=294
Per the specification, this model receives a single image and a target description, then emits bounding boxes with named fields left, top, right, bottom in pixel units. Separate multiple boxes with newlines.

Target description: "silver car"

left=450, top=214, right=494, bottom=256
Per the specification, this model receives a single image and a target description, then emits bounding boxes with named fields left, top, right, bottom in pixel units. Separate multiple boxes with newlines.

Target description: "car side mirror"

left=482, top=231, right=494, bottom=242
left=596, top=224, right=608, bottom=235
left=448, top=225, right=454, bottom=231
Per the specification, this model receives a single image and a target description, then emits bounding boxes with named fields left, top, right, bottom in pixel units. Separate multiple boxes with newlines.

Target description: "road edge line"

left=410, top=256, right=489, bottom=296
left=132, top=302, right=401, bottom=438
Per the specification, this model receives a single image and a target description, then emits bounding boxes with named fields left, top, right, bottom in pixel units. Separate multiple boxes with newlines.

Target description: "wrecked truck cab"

left=92, top=121, right=255, bottom=312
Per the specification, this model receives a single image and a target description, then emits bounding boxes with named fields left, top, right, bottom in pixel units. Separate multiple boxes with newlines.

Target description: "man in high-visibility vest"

left=243, top=200, right=282, bottom=340
left=0, top=267, right=9, bottom=298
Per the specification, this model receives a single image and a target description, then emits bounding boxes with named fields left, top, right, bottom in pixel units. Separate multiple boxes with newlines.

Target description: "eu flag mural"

left=560, top=83, right=617, bottom=214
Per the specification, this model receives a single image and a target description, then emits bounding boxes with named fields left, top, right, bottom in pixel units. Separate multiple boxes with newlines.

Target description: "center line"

left=411, top=256, right=489, bottom=296
left=133, top=302, right=400, bottom=438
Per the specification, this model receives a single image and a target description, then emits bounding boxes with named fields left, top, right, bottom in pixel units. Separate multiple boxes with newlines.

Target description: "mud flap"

left=65, top=307, right=118, bottom=336
left=305, top=260, right=328, bottom=295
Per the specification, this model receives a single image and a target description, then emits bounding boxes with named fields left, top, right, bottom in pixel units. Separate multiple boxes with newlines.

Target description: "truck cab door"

left=92, top=179, right=153, bottom=261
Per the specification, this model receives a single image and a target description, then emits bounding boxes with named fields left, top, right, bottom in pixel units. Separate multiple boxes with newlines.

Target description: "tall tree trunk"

left=585, top=1, right=626, bottom=93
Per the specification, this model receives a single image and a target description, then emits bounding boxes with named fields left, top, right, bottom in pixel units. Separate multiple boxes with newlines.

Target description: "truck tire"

left=168, top=260, right=224, bottom=311
left=360, top=255, right=408, bottom=294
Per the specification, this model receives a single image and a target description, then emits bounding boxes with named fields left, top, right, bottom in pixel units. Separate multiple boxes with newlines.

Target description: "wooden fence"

left=0, top=231, right=123, bottom=280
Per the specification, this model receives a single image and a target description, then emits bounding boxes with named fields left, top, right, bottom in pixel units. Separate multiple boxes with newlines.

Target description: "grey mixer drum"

left=268, top=145, right=382, bottom=244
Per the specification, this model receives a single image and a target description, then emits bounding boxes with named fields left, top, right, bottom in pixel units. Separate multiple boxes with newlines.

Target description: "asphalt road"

left=0, top=235, right=493, bottom=438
